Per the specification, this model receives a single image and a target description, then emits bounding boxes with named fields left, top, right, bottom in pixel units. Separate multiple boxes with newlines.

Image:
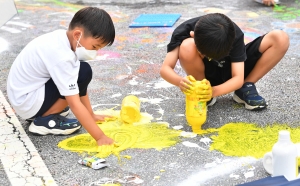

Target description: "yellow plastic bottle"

left=120, top=95, right=141, bottom=124
left=185, top=80, right=208, bottom=134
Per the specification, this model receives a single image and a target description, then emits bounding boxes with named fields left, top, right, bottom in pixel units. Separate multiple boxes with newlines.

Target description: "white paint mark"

left=204, top=162, right=217, bottom=168
left=156, top=108, right=164, bottom=120
left=173, top=125, right=183, bottom=130
left=111, top=93, right=122, bottom=98
left=182, top=141, right=205, bottom=150
left=244, top=171, right=254, bottom=179
left=129, top=91, right=142, bottom=95
left=229, top=173, right=240, bottom=180
left=0, top=26, right=21, bottom=33
left=91, top=104, right=120, bottom=109
left=180, top=131, right=197, bottom=138
left=6, top=21, right=32, bottom=27
left=0, top=37, right=9, bottom=53
left=200, top=137, right=211, bottom=146
left=157, top=44, right=165, bottom=48
left=126, top=65, right=132, bottom=74
left=139, top=97, right=163, bottom=104
left=176, top=114, right=185, bottom=117
left=96, top=54, right=109, bottom=60
left=139, top=59, right=153, bottom=64
left=176, top=157, right=257, bottom=186
left=128, top=77, right=138, bottom=86
left=153, top=80, right=174, bottom=89
left=222, top=159, right=231, bottom=163
left=248, top=166, right=255, bottom=171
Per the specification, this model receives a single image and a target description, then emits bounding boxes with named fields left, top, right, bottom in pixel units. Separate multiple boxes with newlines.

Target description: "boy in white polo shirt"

left=7, top=7, right=115, bottom=146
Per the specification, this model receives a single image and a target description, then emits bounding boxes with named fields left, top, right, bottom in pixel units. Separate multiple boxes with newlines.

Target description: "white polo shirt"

left=7, top=29, right=80, bottom=119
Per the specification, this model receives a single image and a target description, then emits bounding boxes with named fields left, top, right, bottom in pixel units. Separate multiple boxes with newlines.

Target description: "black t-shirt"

left=167, top=16, right=247, bottom=65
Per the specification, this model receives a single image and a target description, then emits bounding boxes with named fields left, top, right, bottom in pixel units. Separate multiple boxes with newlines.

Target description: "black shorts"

left=30, top=62, right=92, bottom=119
left=204, top=35, right=264, bottom=86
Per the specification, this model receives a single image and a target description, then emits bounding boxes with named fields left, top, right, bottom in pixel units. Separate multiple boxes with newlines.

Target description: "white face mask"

left=75, top=32, right=97, bottom=61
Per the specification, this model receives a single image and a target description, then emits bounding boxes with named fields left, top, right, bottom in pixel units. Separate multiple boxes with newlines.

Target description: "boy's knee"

left=78, top=62, right=93, bottom=83
left=270, top=30, right=289, bottom=50
left=179, top=38, right=198, bottom=64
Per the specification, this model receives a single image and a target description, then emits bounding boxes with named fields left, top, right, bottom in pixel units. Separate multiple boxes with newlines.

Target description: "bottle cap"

left=278, top=130, right=290, bottom=141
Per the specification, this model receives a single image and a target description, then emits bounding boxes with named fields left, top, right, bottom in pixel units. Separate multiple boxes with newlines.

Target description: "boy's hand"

left=93, top=114, right=116, bottom=123
left=194, top=79, right=213, bottom=102
left=180, top=75, right=196, bottom=94
left=96, top=135, right=114, bottom=146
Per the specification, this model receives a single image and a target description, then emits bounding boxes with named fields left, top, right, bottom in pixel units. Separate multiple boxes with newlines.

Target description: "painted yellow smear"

left=247, top=12, right=259, bottom=18
left=208, top=122, right=300, bottom=159
left=58, top=109, right=181, bottom=158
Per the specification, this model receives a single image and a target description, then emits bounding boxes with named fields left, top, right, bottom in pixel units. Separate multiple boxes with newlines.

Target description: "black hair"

left=194, top=13, right=235, bottom=60
left=69, top=7, right=115, bottom=46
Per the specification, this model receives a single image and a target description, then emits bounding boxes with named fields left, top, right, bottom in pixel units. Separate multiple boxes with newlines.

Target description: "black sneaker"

left=29, top=114, right=81, bottom=135
left=233, top=82, right=267, bottom=110
left=207, top=97, right=217, bottom=107
left=26, top=107, right=70, bottom=122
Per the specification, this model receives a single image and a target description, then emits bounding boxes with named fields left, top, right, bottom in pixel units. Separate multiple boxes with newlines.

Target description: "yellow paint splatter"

left=58, top=107, right=300, bottom=161
left=58, top=109, right=181, bottom=158
left=208, top=122, right=300, bottom=158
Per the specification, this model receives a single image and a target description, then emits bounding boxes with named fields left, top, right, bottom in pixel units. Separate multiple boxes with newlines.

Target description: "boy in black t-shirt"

left=160, top=13, right=289, bottom=110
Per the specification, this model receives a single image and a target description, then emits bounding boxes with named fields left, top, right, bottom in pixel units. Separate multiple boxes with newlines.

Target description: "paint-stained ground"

left=1, top=0, right=300, bottom=185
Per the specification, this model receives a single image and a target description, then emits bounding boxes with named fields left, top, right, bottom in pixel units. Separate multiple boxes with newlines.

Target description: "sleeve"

left=229, top=24, right=247, bottom=63
left=48, top=60, right=80, bottom=96
left=167, top=17, right=200, bottom=52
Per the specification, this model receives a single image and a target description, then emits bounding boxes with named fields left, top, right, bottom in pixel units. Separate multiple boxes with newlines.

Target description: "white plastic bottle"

left=272, top=130, right=299, bottom=181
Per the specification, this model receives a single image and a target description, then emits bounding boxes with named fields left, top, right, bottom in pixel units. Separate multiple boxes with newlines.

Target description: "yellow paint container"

left=120, top=95, right=141, bottom=124
left=185, top=80, right=208, bottom=133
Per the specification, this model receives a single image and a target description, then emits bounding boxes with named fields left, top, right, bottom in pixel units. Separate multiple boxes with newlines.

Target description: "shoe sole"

left=28, top=123, right=81, bottom=135
left=60, top=109, right=70, bottom=117
left=233, top=93, right=267, bottom=111
left=207, top=97, right=217, bottom=107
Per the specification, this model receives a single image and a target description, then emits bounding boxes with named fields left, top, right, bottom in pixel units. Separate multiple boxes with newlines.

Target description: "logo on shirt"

left=217, top=60, right=225, bottom=68
left=69, top=84, right=76, bottom=90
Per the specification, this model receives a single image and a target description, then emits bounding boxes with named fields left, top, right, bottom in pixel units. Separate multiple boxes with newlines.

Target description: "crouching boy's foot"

left=26, top=106, right=70, bottom=122
left=207, top=97, right=217, bottom=107
left=233, top=82, right=268, bottom=111
left=29, top=114, right=81, bottom=135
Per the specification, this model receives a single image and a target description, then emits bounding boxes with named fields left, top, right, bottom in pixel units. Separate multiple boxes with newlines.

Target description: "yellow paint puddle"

left=208, top=122, right=300, bottom=158
left=58, top=109, right=181, bottom=158
left=58, top=107, right=300, bottom=161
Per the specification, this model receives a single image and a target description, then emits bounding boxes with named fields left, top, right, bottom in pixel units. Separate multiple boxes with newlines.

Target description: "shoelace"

left=52, top=115, right=67, bottom=127
left=244, top=86, right=259, bottom=98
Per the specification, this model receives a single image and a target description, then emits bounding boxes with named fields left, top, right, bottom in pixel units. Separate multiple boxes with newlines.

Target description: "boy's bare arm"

left=80, top=93, right=112, bottom=122
left=212, top=62, right=244, bottom=97
left=65, top=95, right=114, bottom=145
left=160, top=47, right=184, bottom=86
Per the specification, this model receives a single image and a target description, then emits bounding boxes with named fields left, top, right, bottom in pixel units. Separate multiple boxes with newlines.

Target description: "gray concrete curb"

left=0, top=90, right=57, bottom=186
